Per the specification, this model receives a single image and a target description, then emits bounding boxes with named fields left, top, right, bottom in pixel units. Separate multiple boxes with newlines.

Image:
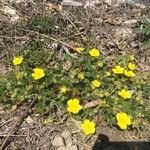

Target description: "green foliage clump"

left=27, top=14, right=58, bottom=34
left=0, top=41, right=149, bottom=131
left=135, top=16, right=150, bottom=49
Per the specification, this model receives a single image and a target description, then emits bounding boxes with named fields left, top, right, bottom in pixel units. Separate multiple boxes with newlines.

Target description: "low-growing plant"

left=27, top=14, right=58, bottom=35
left=135, top=16, right=150, bottom=49
left=0, top=42, right=149, bottom=135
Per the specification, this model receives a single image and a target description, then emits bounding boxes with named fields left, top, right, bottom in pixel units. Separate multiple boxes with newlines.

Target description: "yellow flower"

left=60, top=86, right=67, bottom=94
left=78, top=72, right=85, bottom=80
left=81, top=120, right=96, bottom=135
left=118, top=89, right=132, bottom=99
left=128, top=63, right=136, bottom=70
left=12, top=56, right=23, bottom=65
left=91, top=80, right=101, bottom=89
left=67, top=98, right=83, bottom=114
left=89, top=48, right=100, bottom=57
left=116, top=112, right=131, bottom=130
left=15, top=72, right=23, bottom=80
left=32, top=68, right=45, bottom=80
left=76, top=47, right=85, bottom=53
left=112, top=65, right=124, bottom=74
left=106, top=71, right=111, bottom=76
left=124, top=70, right=135, bottom=77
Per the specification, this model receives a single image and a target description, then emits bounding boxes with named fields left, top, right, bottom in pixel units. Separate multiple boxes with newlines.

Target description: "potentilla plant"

left=0, top=46, right=149, bottom=135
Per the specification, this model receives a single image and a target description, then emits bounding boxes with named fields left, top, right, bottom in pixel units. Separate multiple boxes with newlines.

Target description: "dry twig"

left=18, top=28, right=78, bottom=53
left=84, top=100, right=101, bottom=109
left=0, top=135, right=27, bottom=137
left=0, top=118, right=16, bottom=128
left=0, top=100, right=35, bottom=150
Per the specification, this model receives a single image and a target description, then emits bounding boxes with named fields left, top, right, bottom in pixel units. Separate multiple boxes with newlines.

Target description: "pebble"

left=84, top=0, right=101, bottom=8
left=61, top=130, right=71, bottom=139
left=61, top=0, right=82, bottom=6
left=52, top=134, right=65, bottom=147
left=3, top=5, right=20, bottom=23
left=104, top=0, right=112, bottom=5
left=130, top=41, right=139, bottom=48
left=123, top=19, right=137, bottom=25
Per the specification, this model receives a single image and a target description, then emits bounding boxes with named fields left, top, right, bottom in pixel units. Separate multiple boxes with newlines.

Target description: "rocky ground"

left=0, top=0, right=150, bottom=150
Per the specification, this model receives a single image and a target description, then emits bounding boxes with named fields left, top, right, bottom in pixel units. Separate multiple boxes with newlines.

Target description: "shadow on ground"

left=92, top=134, right=150, bottom=150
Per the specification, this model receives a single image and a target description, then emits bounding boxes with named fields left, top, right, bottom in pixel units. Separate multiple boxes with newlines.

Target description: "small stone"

left=124, top=19, right=137, bottom=25
left=61, top=130, right=71, bottom=139
left=117, top=0, right=134, bottom=5
left=130, top=41, right=139, bottom=48
left=84, top=0, right=101, bottom=8
left=104, top=0, right=112, bottom=5
left=52, top=135, right=65, bottom=147
left=87, top=0, right=101, bottom=5
left=34, top=113, right=40, bottom=117
left=95, top=35, right=101, bottom=41
left=61, top=0, right=82, bottom=6
left=107, top=41, right=116, bottom=48
left=135, top=3, right=146, bottom=9
left=25, top=116, right=35, bottom=125
left=3, top=6, right=20, bottom=23
left=3, top=6, right=16, bottom=15
left=67, top=145, right=79, bottom=150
